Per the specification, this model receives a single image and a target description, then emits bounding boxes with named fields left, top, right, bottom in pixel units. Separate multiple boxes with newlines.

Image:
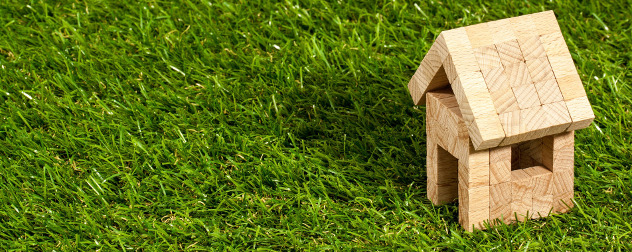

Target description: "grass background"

left=0, top=0, right=630, bottom=250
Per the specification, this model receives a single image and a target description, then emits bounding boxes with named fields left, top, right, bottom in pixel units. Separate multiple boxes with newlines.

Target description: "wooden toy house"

left=407, top=11, right=595, bottom=231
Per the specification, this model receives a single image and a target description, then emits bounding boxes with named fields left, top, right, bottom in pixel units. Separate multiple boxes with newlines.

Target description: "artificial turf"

left=0, top=0, right=631, bottom=250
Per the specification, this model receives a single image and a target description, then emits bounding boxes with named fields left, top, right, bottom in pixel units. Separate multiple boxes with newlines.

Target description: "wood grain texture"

left=489, top=182, right=512, bottom=224
left=531, top=11, right=561, bottom=36
left=542, top=131, right=575, bottom=173
left=523, top=166, right=553, bottom=196
left=539, top=32, right=570, bottom=57
left=489, top=145, right=512, bottom=185
left=526, top=57, right=555, bottom=83
left=513, top=84, right=541, bottom=109
left=519, top=105, right=550, bottom=140
left=499, top=110, right=522, bottom=145
left=458, top=181, right=490, bottom=232
left=519, top=138, right=544, bottom=166
left=504, top=61, right=533, bottom=88
left=428, top=94, right=460, bottom=152
left=548, top=53, right=578, bottom=79
left=452, top=71, right=505, bottom=150
left=500, top=105, right=555, bottom=146
left=552, top=169, right=574, bottom=197
left=488, top=18, right=517, bottom=44
left=518, top=36, right=546, bottom=60
left=436, top=145, right=459, bottom=185
left=465, top=22, right=494, bottom=49
left=532, top=194, right=553, bottom=217
left=553, top=190, right=574, bottom=213
left=408, top=35, right=450, bottom=105
left=468, top=114, right=506, bottom=150
left=474, top=45, right=503, bottom=71
left=534, top=78, right=564, bottom=104
left=427, top=91, right=468, bottom=205
left=511, top=169, right=534, bottom=221
left=495, top=40, right=524, bottom=67
left=427, top=90, right=470, bottom=160
left=542, top=101, right=573, bottom=135
left=427, top=180, right=459, bottom=205
left=565, top=96, right=595, bottom=131
left=510, top=14, right=538, bottom=41
left=458, top=145, right=490, bottom=189
left=481, top=66, right=510, bottom=93
left=441, top=28, right=479, bottom=82
left=557, top=74, right=587, bottom=101
left=490, top=88, right=521, bottom=114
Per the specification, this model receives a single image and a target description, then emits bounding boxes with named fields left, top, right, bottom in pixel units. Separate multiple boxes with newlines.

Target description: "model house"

left=407, top=11, right=595, bottom=231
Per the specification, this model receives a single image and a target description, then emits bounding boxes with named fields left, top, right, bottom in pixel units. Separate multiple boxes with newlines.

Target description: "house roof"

left=408, top=11, right=594, bottom=150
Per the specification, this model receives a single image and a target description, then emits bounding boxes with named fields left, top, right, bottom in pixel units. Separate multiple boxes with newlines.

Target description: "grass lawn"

left=0, top=0, right=630, bottom=250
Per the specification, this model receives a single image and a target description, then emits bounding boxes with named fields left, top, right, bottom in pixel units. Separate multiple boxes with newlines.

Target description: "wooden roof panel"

left=407, top=11, right=593, bottom=150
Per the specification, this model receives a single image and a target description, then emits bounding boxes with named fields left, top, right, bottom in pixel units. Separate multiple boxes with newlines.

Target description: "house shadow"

left=271, top=72, right=455, bottom=212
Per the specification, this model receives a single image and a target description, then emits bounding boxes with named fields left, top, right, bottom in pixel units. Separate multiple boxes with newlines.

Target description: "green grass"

left=0, top=0, right=630, bottom=250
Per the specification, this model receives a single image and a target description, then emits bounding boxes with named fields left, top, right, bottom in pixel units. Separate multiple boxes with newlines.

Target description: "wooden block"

left=518, top=36, right=546, bottom=60
left=452, top=71, right=496, bottom=118
left=408, top=77, right=424, bottom=105
left=531, top=11, right=561, bottom=36
left=408, top=35, right=450, bottom=105
left=452, top=71, right=505, bottom=149
left=499, top=110, right=522, bottom=146
left=542, top=101, right=572, bottom=135
left=427, top=178, right=439, bottom=204
left=510, top=14, right=538, bottom=41
left=468, top=115, right=506, bottom=150
left=495, top=40, right=524, bottom=67
left=511, top=169, right=534, bottom=221
left=441, top=28, right=480, bottom=82
left=426, top=137, right=438, bottom=180
left=534, top=79, right=564, bottom=104
left=426, top=98, right=469, bottom=159
left=499, top=106, right=550, bottom=146
left=490, top=87, right=521, bottom=114
left=427, top=180, right=458, bottom=205
left=519, top=138, right=543, bottom=165
left=523, top=166, right=553, bottom=196
left=488, top=19, right=517, bottom=44
left=557, top=74, right=587, bottom=101
left=565, top=96, right=595, bottom=131
left=489, top=145, right=512, bottom=185
left=489, top=182, right=512, bottom=224
left=504, top=61, right=533, bottom=88
left=458, top=145, right=490, bottom=188
left=552, top=169, right=574, bottom=195
left=429, top=88, right=459, bottom=102
left=513, top=84, right=541, bottom=109
left=408, top=63, right=449, bottom=106
left=548, top=53, right=578, bottom=79
left=474, top=45, right=503, bottom=71
left=430, top=93, right=470, bottom=160
left=465, top=23, right=494, bottom=49
left=532, top=194, right=553, bottom=217
left=552, top=169, right=575, bottom=213
left=553, top=190, right=574, bottom=213
left=459, top=182, right=490, bottom=232
left=436, top=145, right=459, bottom=185
left=542, top=131, right=575, bottom=172
left=428, top=94, right=461, bottom=152
left=519, top=106, right=550, bottom=140
left=526, top=57, right=555, bottom=83
left=481, top=66, right=510, bottom=93
left=539, top=32, right=570, bottom=57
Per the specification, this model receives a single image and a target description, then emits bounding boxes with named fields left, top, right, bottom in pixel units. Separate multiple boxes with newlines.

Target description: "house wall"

left=426, top=90, right=575, bottom=231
